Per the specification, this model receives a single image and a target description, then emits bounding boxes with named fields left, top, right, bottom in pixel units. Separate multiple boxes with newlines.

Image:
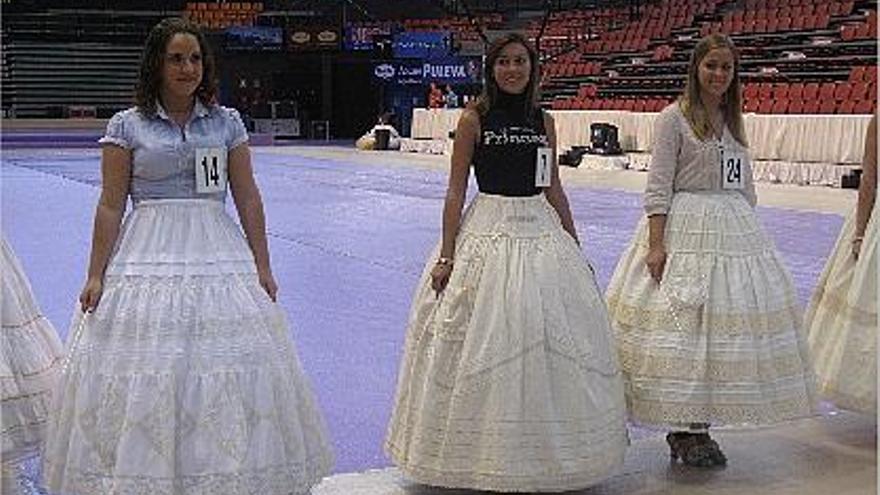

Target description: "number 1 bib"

left=535, top=147, right=552, bottom=188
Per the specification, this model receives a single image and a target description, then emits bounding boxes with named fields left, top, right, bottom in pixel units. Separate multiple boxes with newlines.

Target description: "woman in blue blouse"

left=42, top=18, right=332, bottom=495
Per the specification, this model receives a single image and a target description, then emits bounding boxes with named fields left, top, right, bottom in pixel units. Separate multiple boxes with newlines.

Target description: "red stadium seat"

left=754, top=19, right=768, bottom=32
left=819, top=99, right=837, bottom=114
left=838, top=100, right=857, bottom=114
left=771, top=99, right=789, bottom=113
left=834, top=83, right=852, bottom=101
left=758, top=83, right=773, bottom=99
left=772, top=83, right=789, bottom=99
left=788, top=83, right=804, bottom=100
left=777, top=17, right=792, bottom=31
left=744, top=99, right=760, bottom=113
left=803, top=82, right=819, bottom=100
left=850, top=81, right=869, bottom=101
left=744, top=83, right=759, bottom=99
left=819, top=82, right=836, bottom=99
left=758, top=99, right=774, bottom=114
left=855, top=99, right=876, bottom=114
left=803, top=99, right=820, bottom=114
left=788, top=99, right=805, bottom=114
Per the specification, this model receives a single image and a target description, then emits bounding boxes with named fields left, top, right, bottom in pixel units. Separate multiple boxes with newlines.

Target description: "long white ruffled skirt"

left=605, top=192, right=816, bottom=427
left=806, top=202, right=877, bottom=414
left=42, top=199, right=333, bottom=495
left=386, top=194, right=628, bottom=493
left=1, top=236, right=65, bottom=464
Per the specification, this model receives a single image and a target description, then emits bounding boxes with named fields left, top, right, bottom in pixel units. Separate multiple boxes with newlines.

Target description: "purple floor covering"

left=1, top=148, right=843, bottom=474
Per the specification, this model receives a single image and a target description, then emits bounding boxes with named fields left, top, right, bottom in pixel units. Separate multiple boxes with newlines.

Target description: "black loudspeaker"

left=559, top=146, right=589, bottom=167
left=588, top=123, right=622, bottom=155
left=841, top=169, right=862, bottom=189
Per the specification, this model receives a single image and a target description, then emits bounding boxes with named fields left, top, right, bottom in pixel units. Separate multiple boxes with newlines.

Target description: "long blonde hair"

left=679, top=34, right=748, bottom=147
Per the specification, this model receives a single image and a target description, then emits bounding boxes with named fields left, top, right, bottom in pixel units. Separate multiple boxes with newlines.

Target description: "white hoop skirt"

left=605, top=192, right=816, bottom=427
left=1, top=236, right=65, bottom=464
left=386, top=194, right=628, bottom=493
left=41, top=200, right=333, bottom=495
left=805, top=202, right=877, bottom=414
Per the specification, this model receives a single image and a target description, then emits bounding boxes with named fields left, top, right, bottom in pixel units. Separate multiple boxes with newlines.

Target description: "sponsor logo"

left=318, top=30, right=338, bottom=42
left=290, top=31, right=311, bottom=43
left=374, top=64, right=395, bottom=79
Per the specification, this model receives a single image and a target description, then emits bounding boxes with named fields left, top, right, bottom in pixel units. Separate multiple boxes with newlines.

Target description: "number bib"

left=535, top=147, right=553, bottom=188
left=720, top=148, right=746, bottom=190
left=195, top=147, right=228, bottom=194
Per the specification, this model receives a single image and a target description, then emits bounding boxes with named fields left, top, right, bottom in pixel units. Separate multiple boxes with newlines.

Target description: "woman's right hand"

left=852, top=238, right=863, bottom=260
left=645, top=246, right=667, bottom=283
left=79, top=277, right=104, bottom=312
left=430, top=262, right=454, bottom=296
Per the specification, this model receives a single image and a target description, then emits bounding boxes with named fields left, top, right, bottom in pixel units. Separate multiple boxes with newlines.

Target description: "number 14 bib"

left=195, top=147, right=228, bottom=194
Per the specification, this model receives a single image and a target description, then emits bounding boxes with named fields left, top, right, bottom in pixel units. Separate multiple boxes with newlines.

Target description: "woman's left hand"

left=258, top=268, right=278, bottom=302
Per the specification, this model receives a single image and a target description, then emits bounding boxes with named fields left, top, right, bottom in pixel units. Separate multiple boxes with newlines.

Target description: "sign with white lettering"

left=372, top=57, right=481, bottom=85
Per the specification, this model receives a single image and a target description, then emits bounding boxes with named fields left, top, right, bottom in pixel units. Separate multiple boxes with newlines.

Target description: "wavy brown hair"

left=471, top=33, right=541, bottom=120
left=679, top=34, right=748, bottom=147
left=135, top=18, right=217, bottom=115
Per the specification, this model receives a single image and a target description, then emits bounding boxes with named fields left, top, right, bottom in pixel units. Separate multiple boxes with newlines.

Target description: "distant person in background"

left=444, top=84, right=459, bottom=108
left=428, top=82, right=444, bottom=109
left=356, top=112, right=401, bottom=150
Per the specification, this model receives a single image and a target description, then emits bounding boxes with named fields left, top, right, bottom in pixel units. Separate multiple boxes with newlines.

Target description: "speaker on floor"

left=588, top=122, right=622, bottom=156
left=841, top=169, right=862, bottom=189
left=559, top=146, right=589, bottom=167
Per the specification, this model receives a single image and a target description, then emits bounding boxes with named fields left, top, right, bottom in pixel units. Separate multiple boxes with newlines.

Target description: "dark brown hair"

left=135, top=17, right=217, bottom=115
left=679, top=34, right=748, bottom=146
left=472, top=33, right=541, bottom=119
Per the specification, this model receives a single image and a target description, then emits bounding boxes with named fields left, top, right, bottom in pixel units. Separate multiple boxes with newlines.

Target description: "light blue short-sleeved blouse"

left=99, top=100, right=249, bottom=204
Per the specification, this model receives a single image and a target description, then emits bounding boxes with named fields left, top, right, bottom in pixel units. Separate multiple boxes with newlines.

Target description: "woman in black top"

left=385, top=33, right=627, bottom=492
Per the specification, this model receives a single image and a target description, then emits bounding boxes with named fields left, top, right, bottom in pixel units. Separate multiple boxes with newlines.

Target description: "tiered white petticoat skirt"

left=386, top=194, right=628, bottom=493
left=1, top=235, right=65, bottom=463
left=605, top=192, right=816, bottom=427
left=41, top=199, right=333, bottom=495
left=805, top=201, right=877, bottom=414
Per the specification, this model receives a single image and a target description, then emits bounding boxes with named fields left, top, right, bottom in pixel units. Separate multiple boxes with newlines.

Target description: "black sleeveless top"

left=472, top=91, right=548, bottom=197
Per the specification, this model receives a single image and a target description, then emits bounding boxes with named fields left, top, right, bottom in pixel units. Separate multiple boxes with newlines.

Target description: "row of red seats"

left=849, top=66, right=878, bottom=83
left=183, top=11, right=257, bottom=29
left=743, top=80, right=876, bottom=101
left=744, top=98, right=875, bottom=114
left=702, top=13, right=831, bottom=36
left=550, top=98, right=673, bottom=112
left=581, top=38, right=651, bottom=54
left=725, top=1, right=853, bottom=21
left=745, top=0, right=832, bottom=8
left=840, top=21, right=878, bottom=41
left=549, top=96, right=875, bottom=114
left=185, top=1, right=263, bottom=11
left=544, top=62, right=602, bottom=77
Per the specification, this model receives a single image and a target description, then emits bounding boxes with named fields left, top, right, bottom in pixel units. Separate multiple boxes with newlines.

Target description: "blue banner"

left=373, top=57, right=482, bottom=86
